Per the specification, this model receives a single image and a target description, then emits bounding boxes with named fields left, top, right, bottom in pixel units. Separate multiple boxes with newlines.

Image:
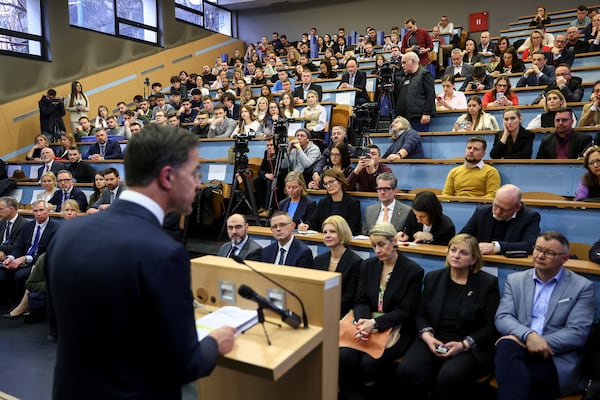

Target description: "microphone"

left=238, top=284, right=301, bottom=329
left=231, top=254, right=309, bottom=328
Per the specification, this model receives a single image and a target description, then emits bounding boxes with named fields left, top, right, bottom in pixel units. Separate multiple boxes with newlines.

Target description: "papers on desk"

left=295, top=230, right=319, bottom=235
left=353, top=235, right=369, bottom=240
left=196, top=306, right=258, bottom=341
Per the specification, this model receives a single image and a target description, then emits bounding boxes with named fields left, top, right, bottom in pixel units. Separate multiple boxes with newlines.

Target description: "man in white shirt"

left=361, top=172, right=411, bottom=235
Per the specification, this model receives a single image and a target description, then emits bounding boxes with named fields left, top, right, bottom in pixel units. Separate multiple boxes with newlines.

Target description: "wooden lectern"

left=191, top=255, right=341, bottom=400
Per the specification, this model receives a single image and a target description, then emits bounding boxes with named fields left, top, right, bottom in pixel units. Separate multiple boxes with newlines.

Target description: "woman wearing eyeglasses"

left=575, top=146, right=600, bottom=201
left=298, top=168, right=361, bottom=235
left=482, top=75, right=519, bottom=108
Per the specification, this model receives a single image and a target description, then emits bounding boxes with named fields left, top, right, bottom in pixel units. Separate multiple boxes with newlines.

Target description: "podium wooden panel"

left=191, top=255, right=341, bottom=400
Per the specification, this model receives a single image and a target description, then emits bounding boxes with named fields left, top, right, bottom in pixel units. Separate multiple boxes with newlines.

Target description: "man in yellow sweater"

left=442, top=136, right=501, bottom=197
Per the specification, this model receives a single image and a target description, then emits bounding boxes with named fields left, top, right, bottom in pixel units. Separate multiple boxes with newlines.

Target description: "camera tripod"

left=264, top=141, right=289, bottom=219
left=374, top=77, right=396, bottom=130
left=219, top=152, right=260, bottom=240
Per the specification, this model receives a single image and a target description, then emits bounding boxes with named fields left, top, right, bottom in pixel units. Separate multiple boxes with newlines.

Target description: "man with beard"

left=460, top=184, right=541, bottom=255
left=442, top=136, right=501, bottom=198
left=87, top=167, right=126, bottom=214
left=217, top=214, right=262, bottom=261
left=536, top=108, right=592, bottom=159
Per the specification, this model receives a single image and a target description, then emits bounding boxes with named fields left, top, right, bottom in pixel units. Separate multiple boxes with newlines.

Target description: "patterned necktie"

left=100, top=144, right=106, bottom=157
left=26, top=225, right=41, bottom=256
left=278, top=248, right=286, bottom=265
left=110, top=190, right=116, bottom=203
left=2, top=221, right=12, bottom=245
left=383, top=207, right=390, bottom=223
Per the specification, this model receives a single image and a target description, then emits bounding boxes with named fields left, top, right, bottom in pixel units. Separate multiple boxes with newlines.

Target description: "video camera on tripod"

left=351, top=102, right=378, bottom=156
left=272, top=118, right=289, bottom=147
left=377, top=62, right=395, bottom=92
left=233, top=130, right=256, bottom=168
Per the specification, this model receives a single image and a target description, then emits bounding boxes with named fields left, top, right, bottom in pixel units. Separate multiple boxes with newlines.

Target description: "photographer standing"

left=38, top=89, right=66, bottom=142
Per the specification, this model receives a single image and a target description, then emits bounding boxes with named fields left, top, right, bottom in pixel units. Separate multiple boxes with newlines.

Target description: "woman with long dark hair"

left=65, top=81, right=90, bottom=134
left=397, top=191, right=455, bottom=245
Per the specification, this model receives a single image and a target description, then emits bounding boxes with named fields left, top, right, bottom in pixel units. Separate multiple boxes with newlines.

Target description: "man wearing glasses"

left=48, top=170, right=88, bottom=212
left=261, top=211, right=313, bottom=268
left=217, top=213, right=262, bottom=261
left=494, top=231, right=595, bottom=400
left=537, top=108, right=592, bottom=159
left=460, top=184, right=540, bottom=255
left=361, top=172, right=410, bottom=235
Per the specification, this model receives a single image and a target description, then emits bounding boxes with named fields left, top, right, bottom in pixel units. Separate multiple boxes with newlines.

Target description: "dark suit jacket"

left=417, top=268, right=499, bottom=364
left=460, top=204, right=541, bottom=254
left=338, top=70, right=370, bottom=104
left=489, top=126, right=535, bottom=159
left=227, top=104, right=241, bottom=120
left=46, top=200, right=220, bottom=400
left=402, top=212, right=455, bottom=245
left=515, top=65, right=555, bottom=87
left=67, top=160, right=97, bottom=183
left=444, top=63, right=474, bottom=78
left=314, top=249, right=362, bottom=317
left=278, top=196, right=316, bottom=226
left=91, top=184, right=125, bottom=208
left=48, top=186, right=88, bottom=212
left=536, top=131, right=592, bottom=159
left=292, top=83, right=323, bottom=102
left=354, top=254, right=424, bottom=348
left=0, top=215, right=27, bottom=255
left=37, top=161, right=66, bottom=181
left=590, top=238, right=600, bottom=264
left=217, top=238, right=262, bottom=261
left=10, top=219, right=58, bottom=263
left=307, top=193, right=361, bottom=235
left=85, top=140, right=123, bottom=160
left=261, top=237, right=313, bottom=268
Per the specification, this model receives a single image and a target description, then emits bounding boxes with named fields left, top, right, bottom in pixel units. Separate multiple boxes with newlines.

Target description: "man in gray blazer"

left=495, top=231, right=596, bottom=399
left=217, top=214, right=262, bottom=261
left=444, top=49, right=474, bottom=78
left=361, top=172, right=411, bottom=235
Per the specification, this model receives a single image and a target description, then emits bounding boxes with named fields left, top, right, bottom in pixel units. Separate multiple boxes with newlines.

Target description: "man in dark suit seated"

left=460, top=184, right=541, bottom=255
left=516, top=51, right=555, bottom=88
left=293, top=67, right=323, bottom=105
left=477, top=31, right=495, bottom=55
left=87, top=167, right=125, bottom=214
left=536, top=108, right=592, bottom=159
left=217, top=213, right=262, bottom=261
left=1, top=199, right=57, bottom=306
left=221, top=92, right=240, bottom=121
left=46, top=124, right=236, bottom=399
left=494, top=231, right=595, bottom=399
left=66, top=146, right=96, bottom=183
left=261, top=211, right=313, bottom=268
left=0, top=196, right=27, bottom=263
left=49, top=170, right=88, bottom=212
left=338, top=58, right=370, bottom=106
left=37, top=147, right=66, bottom=182
left=85, top=128, right=123, bottom=160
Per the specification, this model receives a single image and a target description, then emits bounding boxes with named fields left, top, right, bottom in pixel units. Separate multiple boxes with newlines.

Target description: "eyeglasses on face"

left=375, top=187, right=394, bottom=192
left=533, top=245, right=565, bottom=258
left=270, top=222, right=292, bottom=229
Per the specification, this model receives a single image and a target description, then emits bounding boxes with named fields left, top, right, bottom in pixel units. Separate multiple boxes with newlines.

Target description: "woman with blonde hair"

left=254, top=96, right=269, bottom=123
left=278, top=171, right=316, bottom=225
left=26, top=134, right=50, bottom=161
left=526, top=90, right=575, bottom=129
left=34, top=172, right=58, bottom=204
left=313, top=215, right=362, bottom=317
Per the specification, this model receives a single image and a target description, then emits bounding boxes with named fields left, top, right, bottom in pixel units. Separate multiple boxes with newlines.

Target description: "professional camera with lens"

left=353, top=102, right=378, bottom=122
left=272, top=119, right=289, bottom=147
left=378, top=63, right=395, bottom=92
left=233, top=130, right=256, bottom=168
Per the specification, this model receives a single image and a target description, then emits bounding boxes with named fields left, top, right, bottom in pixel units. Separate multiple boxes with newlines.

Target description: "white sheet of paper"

left=207, top=164, right=226, bottom=181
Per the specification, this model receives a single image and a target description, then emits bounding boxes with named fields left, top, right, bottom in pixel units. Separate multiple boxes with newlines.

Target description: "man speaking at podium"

left=47, top=124, right=236, bottom=400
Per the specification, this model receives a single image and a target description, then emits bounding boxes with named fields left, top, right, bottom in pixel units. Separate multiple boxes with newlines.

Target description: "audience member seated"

left=254, top=96, right=270, bottom=124
left=521, top=29, right=552, bottom=60
left=301, top=90, right=327, bottom=145
left=488, top=37, right=511, bottom=73
left=261, top=211, right=313, bottom=268
left=445, top=49, right=474, bottom=78
left=338, top=58, right=370, bottom=106
left=74, top=116, right=95, bottom=139
left=531, top=64, right=584, bottom=104
left=1, top=199, right=58, bottom=309
left=591, top=238, right=600, bottom=263
left=397, top=191, right=455, bottom=245
left=338, top=222, right=423, bottom=400
left=461, top=184, right=541, bottom=255
left=459, top=64, right=494, bottom=92
left=361, top=172, right=411, bottom=235
left=0, top=196, right=27, bottom=265
left=436, top=75, right=467, bottom=111
left=490, top=108, right=535, bottom=159
left=527, top=90, right=572, bottom=129
left=25, top=134, right=50, bottom=161
left=191, top=109, right=210, bottom=138
left=87, top=167, right=124, bottom=214
left=278, top=171, right=316, bottom=226
left=317, top=60, right=338, bottom=79
left=537, top=108, right=593, bottom=159
left=89, top=173, right=106, bottom=206
left=253, top=138, right=285, bottom=217
left=516, top=51, right=555, bottom=88
left=105, top=115, right=126, bottom=138
left=395, top=233, right=499, bottom=399
left=207, top=103, right=237, bottom=138
left=311, top=126, right=356, bottom=188
left=308, top=142, right=353, bottom=189
left=84, top=128, right=122, bottom=160
left=56, top=133, right=76, bottom=160
left=570, top=4, right=591, bottom=29
left=151, top=93, right=175, bottom=121
left=231, top=105, right=261, bottom=138
left=579, top=80, right=600, bottom=127
left=478, top=31, right=495, bottom=56
left=442, top=135, right=501, bottom=198
left=313, top=215, right=362, bottom=318
left=494, top=231, right=594, bottom=400
left=548, top=32, right=576, bottom=67
left=33, top=172, right=58, bottom=204
left=381, top=116, right=425, bottom=160
left=584, top=14, right=600, bottom=52
left=49, top=170, right=88, bottom=212
left=529, top=5, right=552, bottom=26
left=299, top=168, right=361, bottom=235
left=280, top=92, right=300, bottom=119
left=217, top=214, right=262, bottom=261
left=293, top=68, right=323, bottom=104
left=462, top=39, right=484, bottom=65
left=287, top=128, right=321, bottom=176
left=491, top=48, right=525, bottom=77
left=257, top=101, right=285, bottom=137
left=37, top=147, right=65, bottom=182
left=575, top=145, right=600, bottom=201
left=347, top=144, right=392, bottom=192
left=453, top=96, right=500, bottom=132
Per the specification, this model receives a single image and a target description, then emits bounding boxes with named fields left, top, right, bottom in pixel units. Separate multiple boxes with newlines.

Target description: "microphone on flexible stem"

left=231, top=255, right=309, bottom=328
left=238, top=284, right=301, bottom=329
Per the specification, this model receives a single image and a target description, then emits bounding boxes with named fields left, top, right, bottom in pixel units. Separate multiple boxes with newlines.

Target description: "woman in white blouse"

left=436, top=75, right=467, bottom=111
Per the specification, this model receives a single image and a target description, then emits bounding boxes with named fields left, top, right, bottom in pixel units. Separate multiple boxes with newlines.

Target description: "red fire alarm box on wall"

left=469, top=11, right=488, bottom=32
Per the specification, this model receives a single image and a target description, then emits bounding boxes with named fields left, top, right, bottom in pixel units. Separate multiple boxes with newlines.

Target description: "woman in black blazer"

left=395, top=233, right=500, bottom=399
left=277, top=171, right=316, bottom=226
left=313, top=215, right=362, bottom=318
left=398, top=191, right=455, bottom=245
left=339, top=222, right=424, bottom=400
